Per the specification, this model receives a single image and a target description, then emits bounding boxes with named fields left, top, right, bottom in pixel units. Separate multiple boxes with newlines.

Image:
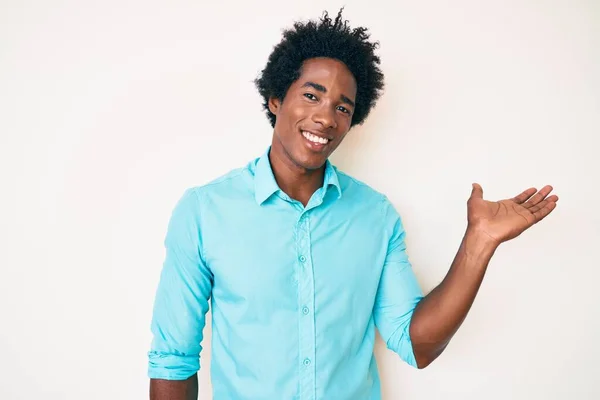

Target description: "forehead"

left=295, top=58, right=357, bottom=98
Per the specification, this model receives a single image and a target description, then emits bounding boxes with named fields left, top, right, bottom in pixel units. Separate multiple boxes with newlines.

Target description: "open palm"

left=467, top=183, right=559, bottom=244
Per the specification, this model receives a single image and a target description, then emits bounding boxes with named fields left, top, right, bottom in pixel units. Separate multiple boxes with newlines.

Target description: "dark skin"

left=150, top=57, right=559, bottom=398
left=268, top=57, right=357, bottom=206
left=150, top=373, right=197, bottom=400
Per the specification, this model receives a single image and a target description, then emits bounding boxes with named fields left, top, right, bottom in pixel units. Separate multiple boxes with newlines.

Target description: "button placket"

left=296, top=212, right=316, bottom=400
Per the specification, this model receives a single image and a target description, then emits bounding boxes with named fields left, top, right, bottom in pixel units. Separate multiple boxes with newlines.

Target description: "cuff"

left=147, top=351, right=200, bottom=380
left=387, top=321, right=418, bottom=368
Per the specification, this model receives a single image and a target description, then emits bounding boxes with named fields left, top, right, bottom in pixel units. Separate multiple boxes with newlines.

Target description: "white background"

left=1, top=0, right=599, bottom=399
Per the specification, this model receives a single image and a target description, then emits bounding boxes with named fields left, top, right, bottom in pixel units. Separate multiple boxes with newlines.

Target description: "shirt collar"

left=254, top=146, right=342, bottom=205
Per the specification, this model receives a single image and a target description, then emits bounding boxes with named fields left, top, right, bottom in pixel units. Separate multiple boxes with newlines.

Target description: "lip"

left=300, top=129, right=331, bottom=151
left=300, top=129, right=332, bottom=141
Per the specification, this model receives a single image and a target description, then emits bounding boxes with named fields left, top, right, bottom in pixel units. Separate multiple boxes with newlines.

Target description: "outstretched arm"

left=409, top=183, right=558, bottom=368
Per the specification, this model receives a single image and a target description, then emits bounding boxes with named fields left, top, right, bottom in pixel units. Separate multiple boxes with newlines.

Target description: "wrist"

left=464, top=225, right=500, bottom=256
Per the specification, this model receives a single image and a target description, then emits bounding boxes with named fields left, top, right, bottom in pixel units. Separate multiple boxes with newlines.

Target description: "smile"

left=301, top=130, right=330, bottom=145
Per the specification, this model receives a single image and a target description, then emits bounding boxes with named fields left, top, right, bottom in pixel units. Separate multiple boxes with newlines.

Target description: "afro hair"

left=254, top=8, right=385, bottom=128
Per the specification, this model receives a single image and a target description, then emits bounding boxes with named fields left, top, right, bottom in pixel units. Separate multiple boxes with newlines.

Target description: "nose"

left=311, top=103, right=337, bottom=130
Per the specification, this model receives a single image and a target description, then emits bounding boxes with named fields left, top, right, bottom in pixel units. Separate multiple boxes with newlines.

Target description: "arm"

left=150, top=374, right=198, bottom=400
left=372, top=199, right=424, bottom=368
left=409, top=183, right=558, bottom=368
left=148, top=188, right=213, bottom=399
left=408, top=226, right=496, bottom=368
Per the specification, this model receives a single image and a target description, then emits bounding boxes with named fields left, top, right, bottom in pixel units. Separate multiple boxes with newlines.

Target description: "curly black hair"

left=254, top=8, right=384, bottom=128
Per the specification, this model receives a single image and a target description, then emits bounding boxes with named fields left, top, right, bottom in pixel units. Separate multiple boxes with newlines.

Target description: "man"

left=148, top=9, right=558, bottom=400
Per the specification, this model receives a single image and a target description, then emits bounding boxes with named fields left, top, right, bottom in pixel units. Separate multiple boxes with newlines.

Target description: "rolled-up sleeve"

left=373, top=197, right=424, bottom=368
left=148, top=188, right=213, bottom=380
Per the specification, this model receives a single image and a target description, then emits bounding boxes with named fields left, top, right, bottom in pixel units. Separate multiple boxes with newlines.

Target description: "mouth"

left=301, top=130, right=331, bottom=150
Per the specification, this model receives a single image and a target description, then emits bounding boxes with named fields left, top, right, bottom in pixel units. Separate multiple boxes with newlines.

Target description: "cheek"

left=288, top=103, right=308, bottom=123
left=338, top=116, right=352, bottom=132
left=276, top=101, right=304, bottom=136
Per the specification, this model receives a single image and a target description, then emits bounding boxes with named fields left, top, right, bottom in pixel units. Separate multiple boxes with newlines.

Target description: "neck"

left=268, top=141, right=325, bottom=207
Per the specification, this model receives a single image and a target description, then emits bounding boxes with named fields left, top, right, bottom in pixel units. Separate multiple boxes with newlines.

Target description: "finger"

left=470, top=183, right=484, bottom=199
left=529, top=194, right=558, bottom=214
left=528, top=195, right=559, bottom=213
left=529, top=199, right=549, bottom=214
left=511, top=187, right=537, bottom=204
left=532, top=201, right=557, bottom=222
left=523, top=185, right=554, bottom=209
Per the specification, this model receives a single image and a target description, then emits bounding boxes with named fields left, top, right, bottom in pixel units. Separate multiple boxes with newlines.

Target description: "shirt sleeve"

left=148, top=188, right=213, bottom=380
left=373, top=196, right=424, bottom=368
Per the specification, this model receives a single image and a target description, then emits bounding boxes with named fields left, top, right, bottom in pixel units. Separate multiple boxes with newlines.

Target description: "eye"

left=337, top=106, right=351, bottom=114
left=303, top=93, right=317, bottom=101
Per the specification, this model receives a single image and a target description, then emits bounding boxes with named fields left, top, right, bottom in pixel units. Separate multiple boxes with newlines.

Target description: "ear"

left=268, top=96, right=281, bottom=115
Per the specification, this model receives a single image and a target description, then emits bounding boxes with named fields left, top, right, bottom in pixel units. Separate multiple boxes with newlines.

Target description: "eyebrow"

left=301, top=81, right=356, bottom=108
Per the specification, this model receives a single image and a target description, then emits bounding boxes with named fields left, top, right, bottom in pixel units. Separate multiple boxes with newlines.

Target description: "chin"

left=293, top=153, right=327, bottom=171
left=273, top=134, right=330, bottom=171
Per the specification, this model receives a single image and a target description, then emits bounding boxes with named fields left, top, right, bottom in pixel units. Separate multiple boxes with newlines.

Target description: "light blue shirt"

left=148, top=147, right=424, bottom=399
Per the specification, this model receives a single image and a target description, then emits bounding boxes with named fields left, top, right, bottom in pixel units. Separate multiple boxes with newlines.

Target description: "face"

left=268, top=57, right=357, bottom=171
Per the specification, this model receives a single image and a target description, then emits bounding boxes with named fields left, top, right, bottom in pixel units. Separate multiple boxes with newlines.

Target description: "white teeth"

left=302, top=131, right=329, bottom=144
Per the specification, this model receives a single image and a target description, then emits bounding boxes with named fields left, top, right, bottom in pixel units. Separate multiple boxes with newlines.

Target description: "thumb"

left=470, top=183, right=484, bottom=199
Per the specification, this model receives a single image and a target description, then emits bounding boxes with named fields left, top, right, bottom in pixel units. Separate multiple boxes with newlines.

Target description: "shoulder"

left=335, top=167, right=391, bottom=210
left=184, top=159, right=256, bottom=202
left=334, top=167, right=405, bottom=236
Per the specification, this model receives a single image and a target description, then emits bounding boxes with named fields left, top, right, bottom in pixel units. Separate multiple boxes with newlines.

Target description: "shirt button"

left=303, top=358, right=311, bottom=366
left=299, top=255, right=306, bottom=263
left=302, top=306, right=309, bottom=315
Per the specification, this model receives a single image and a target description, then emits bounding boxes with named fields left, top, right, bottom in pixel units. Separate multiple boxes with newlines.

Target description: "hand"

left=467, top=183, right=559, bottom=245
